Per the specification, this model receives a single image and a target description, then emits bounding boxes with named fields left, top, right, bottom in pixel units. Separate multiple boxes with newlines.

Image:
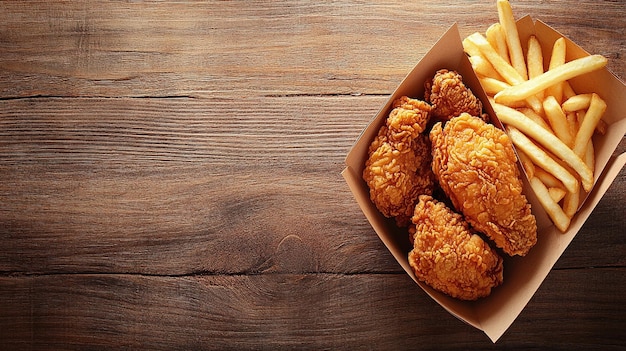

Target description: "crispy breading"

left=363, top=96, right=434, bottom=226
left=425, top=69, right=488, bottom=121
left=408, top=195, right=504, bottom=300
left=430, top=113, right=537, bottom=256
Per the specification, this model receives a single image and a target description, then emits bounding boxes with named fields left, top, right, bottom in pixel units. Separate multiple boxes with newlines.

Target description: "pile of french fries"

left=463, top=0, right=608, bottom=232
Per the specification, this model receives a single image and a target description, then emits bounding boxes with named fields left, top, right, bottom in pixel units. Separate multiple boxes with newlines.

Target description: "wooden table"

left=1, top=1, right=624, bottom=349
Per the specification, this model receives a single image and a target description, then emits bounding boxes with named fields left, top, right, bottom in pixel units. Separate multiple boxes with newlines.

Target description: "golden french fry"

left=560, top=141, right=594, bottom=216
left=529, top=177, right=571, bottom=232
left=548, top=187, right=567, bottom=203
left=526, top=35, right=545, bottom=100
left=486, top=23, right=510, bottom=64
left=566, top=112, right=579, bottom=141
left=565, top=92, right=604, bottom=135
left=479, top=77, right=510, bottom=95
left=548, top=38, right=566, bottom=70
left=494, top=55, right=608, bottom=105
left=527, top=36, right=544, bottom=79
left=585, top=140, right=595, bottom=172
left=535, top=166, right=566, bottom=189
left=485, top=24, right=501, bottom=56
left=523, top=97, right=543, bottom=114
left=505, top=126, right=579, bottom=194
left=519, top=107, right=553, bottom=132
left=575, top=109, right=606, bottom=136
left=562, top=190, right=580, bottom=217
left=572, top=93, right=607, bottom=157
left=584, top=142, right=595, bottom=200
left=497, top=0, right=528, bottom=80
left=545, top=38, right=567, bottom=103
left=543, top=95, right=574, bottom=147
left=492, top=101, right=593, bottom=191
left=469, top=55, right=503, bottom=80
left=462, top=37, right=483, bottom=57
left=562, top=93, right=593, bottom=112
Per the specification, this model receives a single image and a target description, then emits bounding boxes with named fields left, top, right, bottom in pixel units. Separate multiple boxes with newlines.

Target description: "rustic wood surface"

left=0, top=1, right=624, bottom=349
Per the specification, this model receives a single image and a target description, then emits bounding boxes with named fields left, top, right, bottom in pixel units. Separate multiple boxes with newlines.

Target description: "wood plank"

left=0, top=270, right=624, bottom=350
left=0, top=96, right=397, bottom=274
left=0, top=1, right=623, bottom=98
left=0, top=164, right=399, bottom=275
left=0, top=96, right=382, bottom=167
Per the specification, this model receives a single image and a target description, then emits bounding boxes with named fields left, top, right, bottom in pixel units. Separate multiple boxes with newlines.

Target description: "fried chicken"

left=430, top=113, right=537, bottom=256
left=408, top=195, right=504, bottom=300
left=425, top=69, right=488, bottom=122
left=363, top=96, right=435, bottom=227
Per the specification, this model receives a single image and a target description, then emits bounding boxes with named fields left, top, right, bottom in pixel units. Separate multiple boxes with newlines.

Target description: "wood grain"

left=0, top=96, right=396, bottom=275
left=0, top=0, right=624, bottom=349
left=1, top=270, right=624, bottom=350
left=0, top=1, right=623, bottom=99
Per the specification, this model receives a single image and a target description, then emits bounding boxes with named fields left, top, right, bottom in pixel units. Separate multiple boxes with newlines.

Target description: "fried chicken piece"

left=430, top=114, right=537, bottom=256
left=425, top=69, right=488, bottom=122
left=408, top=195, right=503, bottom=300
left=363, top=96, right=434, bottom=227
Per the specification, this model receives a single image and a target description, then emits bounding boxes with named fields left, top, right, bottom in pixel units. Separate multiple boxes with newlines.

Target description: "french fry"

left=480, top=77, right=510, bottom=95
left=494, top=54, right=608, bottom=105
left=519, top=107, right=553, bottom=132
left=562, top=93, right=593, bottom=112
left=505, top=126, right=579, bottom=194
left=497, top=0, right=528, bottom=80
left=545, top=38, right=567, bottom=103
left=462, top=37, right=483, bottom=57
left=486, top=23, right=510, bottom=64
left=572, top=93, right=607, bottom=157
left=548, top=38, right=567, bottom=70
left=534, top=166, right=566, bottom=189
left=492, top=101, right=594, bottom=192
left=486, top=24, right=502, bottom=57
left=529, top=177, right=571, bottom=232
left=564, top=127, right=597, bottom=219
left=574, top=109, right=606, bottom=135
left=526, top=35, right=544, bottom=100
left=562, top=189, right=580, bottom=217
left=566, top=112, right=579, bottom=142
left=526, top=36, right=544, bottom=79
left=543, top=95, right=574, bottom=147
left=585, top=140, right=595, bottom=172
left=548, top=187, right=567, bottom=203
left=469, top=55, right=503, bottom=80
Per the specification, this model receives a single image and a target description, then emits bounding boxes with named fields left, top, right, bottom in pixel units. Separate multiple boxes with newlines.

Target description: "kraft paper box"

left=342, top=16, right=626, bottom=342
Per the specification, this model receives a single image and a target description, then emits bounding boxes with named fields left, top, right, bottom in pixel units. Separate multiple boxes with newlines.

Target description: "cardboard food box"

left=342, top=16, right=626, bottom=342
